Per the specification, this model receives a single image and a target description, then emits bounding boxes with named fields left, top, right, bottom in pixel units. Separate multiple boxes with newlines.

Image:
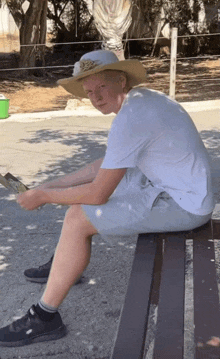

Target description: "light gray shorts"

left=81, top=168, right=212, bottom=242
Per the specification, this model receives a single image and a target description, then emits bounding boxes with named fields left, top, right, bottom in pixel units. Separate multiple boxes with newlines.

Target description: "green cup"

left=0, top=99, right=9, bottom=119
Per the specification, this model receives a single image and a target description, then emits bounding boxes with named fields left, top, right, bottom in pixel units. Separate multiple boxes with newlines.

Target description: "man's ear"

left=120, top=73, right=127, bottom=90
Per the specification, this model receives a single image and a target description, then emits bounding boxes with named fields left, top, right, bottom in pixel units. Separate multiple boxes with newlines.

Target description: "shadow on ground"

left=20, top=129, right=108, bottom=184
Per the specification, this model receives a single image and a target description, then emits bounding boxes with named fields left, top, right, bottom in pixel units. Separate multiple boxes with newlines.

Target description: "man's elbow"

left=88, top=185, right=109, bottom=205
left=93, top=195, right=109, bottom=205
left=80, top=193, right=108, bottom=205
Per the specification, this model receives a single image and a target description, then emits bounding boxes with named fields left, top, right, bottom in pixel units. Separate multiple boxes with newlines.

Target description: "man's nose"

left=93, top=89, right=102, bottom=101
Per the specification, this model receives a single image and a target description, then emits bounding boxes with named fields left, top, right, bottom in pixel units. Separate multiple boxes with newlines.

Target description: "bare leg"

left=41, top=205, right=98, bottom=308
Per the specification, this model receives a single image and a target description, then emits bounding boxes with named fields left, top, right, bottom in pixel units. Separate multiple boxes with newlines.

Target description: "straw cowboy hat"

left=57, top=50, right=146, bottom=98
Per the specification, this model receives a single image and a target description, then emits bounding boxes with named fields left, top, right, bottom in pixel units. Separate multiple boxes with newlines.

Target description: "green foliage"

left=147, top=0, right=203, bottom=35
left=164, top=0, right=192, bottom=30
left=148, top=0, right=162, bottom=23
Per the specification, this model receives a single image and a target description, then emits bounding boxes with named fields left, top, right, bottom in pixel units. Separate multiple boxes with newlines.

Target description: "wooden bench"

left=110, top=210, right=220, bottom=359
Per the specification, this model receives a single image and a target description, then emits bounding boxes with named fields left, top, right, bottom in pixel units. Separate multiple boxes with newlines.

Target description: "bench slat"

left=111, top=233, right=157, bottom=359
left=153, top=234, right=185, bottom=359
left=193, top=222, right=220, bottom=351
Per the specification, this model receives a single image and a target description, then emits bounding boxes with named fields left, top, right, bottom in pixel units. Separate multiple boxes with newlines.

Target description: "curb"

left=181, top=99, right=220, bottom=112
left=1, top=99, right=220, bottom=123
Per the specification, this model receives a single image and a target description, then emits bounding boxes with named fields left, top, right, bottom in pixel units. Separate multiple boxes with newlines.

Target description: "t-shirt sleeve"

left=101, top=89, right=160, bottom=169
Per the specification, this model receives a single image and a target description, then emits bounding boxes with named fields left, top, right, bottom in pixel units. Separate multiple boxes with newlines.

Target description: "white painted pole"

left=169, top=27, right=178, bottom=99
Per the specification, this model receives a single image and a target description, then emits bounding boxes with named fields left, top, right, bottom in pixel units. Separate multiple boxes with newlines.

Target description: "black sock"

left=35, top=303, right=57, bottom=322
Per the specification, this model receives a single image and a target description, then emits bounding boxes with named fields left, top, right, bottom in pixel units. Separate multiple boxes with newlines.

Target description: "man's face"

left=82, top=71, right=127, bottom=114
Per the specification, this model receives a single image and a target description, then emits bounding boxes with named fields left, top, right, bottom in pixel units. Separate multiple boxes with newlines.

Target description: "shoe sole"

left=24, top=275, right=83, bottom=284
left=24, top=275, right=48, bottom=283
left=0, top=324, right=67, bottom=347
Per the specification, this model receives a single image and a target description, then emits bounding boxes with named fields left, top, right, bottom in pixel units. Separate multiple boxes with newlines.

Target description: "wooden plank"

left=111, top=233, right=157, bottom=359
left=193, top=221, right=220, bottom=351
left=148, top=238, right=163, bottom=307
left=153, top=233, right=185, bottom=359
left=211, top=203, right=220, bottom=237
left=212, top=219, right=220, bottom=239
left=143, top=238, right=163, bottom=358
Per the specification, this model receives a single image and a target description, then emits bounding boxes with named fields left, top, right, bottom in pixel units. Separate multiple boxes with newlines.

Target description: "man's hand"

left=16, top=189, right=46, bottom=210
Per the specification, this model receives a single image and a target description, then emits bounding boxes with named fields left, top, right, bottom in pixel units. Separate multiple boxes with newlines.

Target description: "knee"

left=64, top=205, right=97, bottom=235
left=65, top=204, right=81, bottom=217
left=64, top=205, right=83, bottom=225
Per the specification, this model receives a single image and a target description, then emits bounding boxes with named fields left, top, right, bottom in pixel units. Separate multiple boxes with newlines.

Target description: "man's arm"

left=42, top=167, right=127, bottom=206
left=37, top=157, right=104, bottom=190
left=17, top=167, right=127, bottom=210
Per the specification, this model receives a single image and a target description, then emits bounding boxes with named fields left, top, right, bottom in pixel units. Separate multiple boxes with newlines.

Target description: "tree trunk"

left=19, top=0, right=48, bottom=68
left=6, top=0, right=47, bottom=69
left=127, top=0, right=150, bottom=39
left=39, top=0, right=47, bottom=67
left=83, top=0, right=132, bottom=60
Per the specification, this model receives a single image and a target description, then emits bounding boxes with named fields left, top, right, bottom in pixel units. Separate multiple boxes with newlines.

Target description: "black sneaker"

left=24, top=255, right=54, bottom=283
left=24, top=255, right=83, bottom=284
left=0, top=305, right=67, bottom=347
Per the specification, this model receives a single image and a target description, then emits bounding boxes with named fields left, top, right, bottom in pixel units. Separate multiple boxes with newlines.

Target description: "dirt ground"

left=0, top=57, right=220, bottom=114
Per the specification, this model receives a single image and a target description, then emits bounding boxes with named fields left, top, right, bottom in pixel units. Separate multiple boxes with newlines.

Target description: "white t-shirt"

left=101, top=87, right=214, bottom=216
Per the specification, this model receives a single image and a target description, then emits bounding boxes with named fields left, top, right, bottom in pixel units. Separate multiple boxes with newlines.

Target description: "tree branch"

left=59, top=0, right=69, bottom=18
left=47, top=6, right=69, bottom=33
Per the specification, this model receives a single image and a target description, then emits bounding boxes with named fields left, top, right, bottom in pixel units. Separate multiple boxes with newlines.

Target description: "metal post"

left=169, top=27, right=178, bottom=100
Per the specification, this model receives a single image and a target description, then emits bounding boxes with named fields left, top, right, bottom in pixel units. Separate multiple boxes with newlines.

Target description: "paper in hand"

left=0, top=173, right=29, bottom=193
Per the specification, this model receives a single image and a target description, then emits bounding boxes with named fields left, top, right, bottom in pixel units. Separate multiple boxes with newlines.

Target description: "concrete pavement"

left=0, top=100, right=219, bottom=359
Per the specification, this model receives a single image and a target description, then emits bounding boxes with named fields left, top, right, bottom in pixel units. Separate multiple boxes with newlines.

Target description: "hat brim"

left=57, top=60, right=146, bottom=98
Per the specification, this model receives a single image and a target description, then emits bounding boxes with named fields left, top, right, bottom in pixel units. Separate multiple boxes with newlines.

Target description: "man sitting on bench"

left=0, top=50, right=214, bottom=348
